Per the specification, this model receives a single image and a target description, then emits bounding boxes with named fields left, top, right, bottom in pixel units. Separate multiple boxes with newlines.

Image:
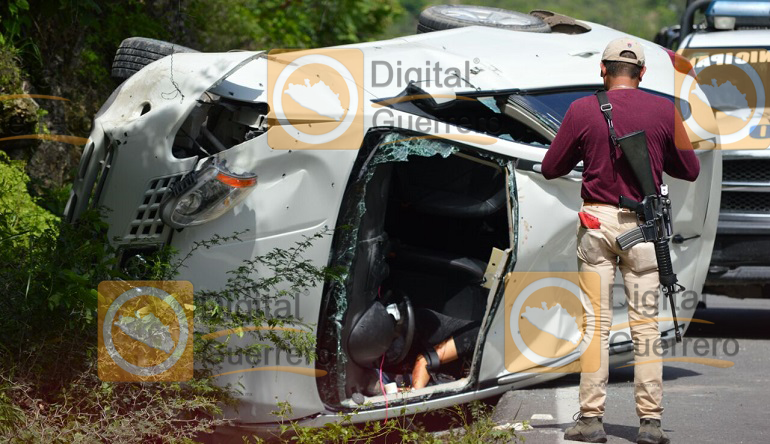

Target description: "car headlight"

left=160, top=158, right=257, bottom=229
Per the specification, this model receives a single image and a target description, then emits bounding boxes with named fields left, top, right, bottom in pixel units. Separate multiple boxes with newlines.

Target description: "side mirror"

left=654, top=25, right=681, bottom=49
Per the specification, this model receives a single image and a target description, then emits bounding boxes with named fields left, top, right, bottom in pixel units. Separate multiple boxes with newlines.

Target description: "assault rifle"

left=596, top=91, right=684, bottom=343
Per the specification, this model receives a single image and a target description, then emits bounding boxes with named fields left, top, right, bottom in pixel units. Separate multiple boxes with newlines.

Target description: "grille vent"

left=721, top=191, right=770, bottom=213
left=126, top=174, right=183, bottom=239
left=723, top=159, right=770, bottom=183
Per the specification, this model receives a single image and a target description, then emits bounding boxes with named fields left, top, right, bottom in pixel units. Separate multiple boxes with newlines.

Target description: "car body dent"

left=68, top=51, right=262, bottom=236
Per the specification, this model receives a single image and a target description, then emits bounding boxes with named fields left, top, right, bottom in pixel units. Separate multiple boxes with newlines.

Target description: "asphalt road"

left=491, top=294, right=770, bottom=444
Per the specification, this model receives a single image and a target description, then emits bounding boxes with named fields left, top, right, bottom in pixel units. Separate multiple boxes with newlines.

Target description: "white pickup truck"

left=657, top=0, right=770, bottom=299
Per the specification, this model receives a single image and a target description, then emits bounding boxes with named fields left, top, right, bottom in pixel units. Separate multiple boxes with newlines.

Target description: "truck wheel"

left=112, top=37, right=198, bottom=80
left=417, top=5, right=551, bottom=34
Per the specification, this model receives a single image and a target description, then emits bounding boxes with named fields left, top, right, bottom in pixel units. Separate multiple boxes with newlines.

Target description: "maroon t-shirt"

left=541, top=89, right=700, bottom=203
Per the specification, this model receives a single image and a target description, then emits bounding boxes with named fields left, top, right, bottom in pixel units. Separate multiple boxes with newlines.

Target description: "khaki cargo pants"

left=577, top=203, right=663, bottom=419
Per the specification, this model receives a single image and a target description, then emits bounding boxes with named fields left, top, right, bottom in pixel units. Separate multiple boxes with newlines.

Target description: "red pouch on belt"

left=578, top=212, right=601, bottom=229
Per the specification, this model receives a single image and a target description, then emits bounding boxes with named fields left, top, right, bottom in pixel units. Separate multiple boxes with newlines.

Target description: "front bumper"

left=710, top=232, right=770, bottom=267
left=705, top=266, right=770, bottom=298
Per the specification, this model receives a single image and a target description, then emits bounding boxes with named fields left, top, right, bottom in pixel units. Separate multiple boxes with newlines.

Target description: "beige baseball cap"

left=602, top=37, right=645, bottom=66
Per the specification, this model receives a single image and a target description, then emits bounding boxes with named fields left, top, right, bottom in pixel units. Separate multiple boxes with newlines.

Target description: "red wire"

left=379, top=353, right=388, bottom=424
left=378, top=287, right=388, bottom=423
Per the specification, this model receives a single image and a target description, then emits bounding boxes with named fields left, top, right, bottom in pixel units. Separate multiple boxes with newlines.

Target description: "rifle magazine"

left=617, top=226, right=646, bottom=250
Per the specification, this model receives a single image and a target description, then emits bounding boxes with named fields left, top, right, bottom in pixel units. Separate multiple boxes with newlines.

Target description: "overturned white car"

left=68, top=6, right=721, bottom=434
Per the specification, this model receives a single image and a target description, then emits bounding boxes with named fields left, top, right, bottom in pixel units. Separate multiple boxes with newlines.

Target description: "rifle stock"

left=618, top=130, right=657, bottom=197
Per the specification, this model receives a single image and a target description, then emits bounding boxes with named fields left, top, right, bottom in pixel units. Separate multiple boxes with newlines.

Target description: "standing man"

left=541, top=38, right=700, bottom=444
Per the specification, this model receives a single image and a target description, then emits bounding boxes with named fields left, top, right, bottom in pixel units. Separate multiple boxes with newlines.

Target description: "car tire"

left=417, top=5, right=551, bottom=34
left=112, top=37, right=198, bottom=80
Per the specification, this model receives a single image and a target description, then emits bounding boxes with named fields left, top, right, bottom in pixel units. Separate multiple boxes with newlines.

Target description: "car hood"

left=206, top=24, right=677, bottom=105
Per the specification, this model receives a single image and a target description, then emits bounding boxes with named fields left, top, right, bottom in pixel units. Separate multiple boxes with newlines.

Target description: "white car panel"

left=69, top=19, right=722, bottom=428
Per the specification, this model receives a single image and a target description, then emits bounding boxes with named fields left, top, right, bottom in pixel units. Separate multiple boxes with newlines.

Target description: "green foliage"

left=77, top=48, right=108, bottom=85
left=386, top=0, right=685, bottom=42
left=0, top=45, right=43, bottom=150
left=0, top=157, right=118, bottom=333
left=0, top=44, right=23, bottom=93
left=0, top=384, right=24, bottom=435
left=1, top=364, right=231, bottom=443
left=0, top=1, right=182, bottom=149
left=0, top=151, right=225, bottom=441
left=262, top=400, right=523, bottom=443
left=0, top=0, right=31, bottom=46
left=0, top=151, right=57, bottom=249
left=0, top=0, right=406, bottom=179
left=184, top=0, right=404, bottom=51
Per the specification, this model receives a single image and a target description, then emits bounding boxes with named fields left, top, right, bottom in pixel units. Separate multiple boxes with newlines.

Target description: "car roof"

left=687, top=29, right=770, bottom=48
left=345, top=23, right=675, bottom=97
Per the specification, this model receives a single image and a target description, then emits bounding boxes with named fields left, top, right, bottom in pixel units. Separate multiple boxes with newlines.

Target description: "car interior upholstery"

left=342, top=149, right=509, bottom=398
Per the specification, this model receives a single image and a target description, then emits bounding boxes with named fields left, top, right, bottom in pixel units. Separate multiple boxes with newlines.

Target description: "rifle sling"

left=596, top=90, right=658, bottom=197
left=596, top=90, right=620, bottom=148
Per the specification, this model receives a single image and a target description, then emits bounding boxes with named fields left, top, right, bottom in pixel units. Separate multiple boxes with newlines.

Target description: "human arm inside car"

left=541, top=105, right=582, bottom=179
left=411, top=337, right=458, bottom=390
